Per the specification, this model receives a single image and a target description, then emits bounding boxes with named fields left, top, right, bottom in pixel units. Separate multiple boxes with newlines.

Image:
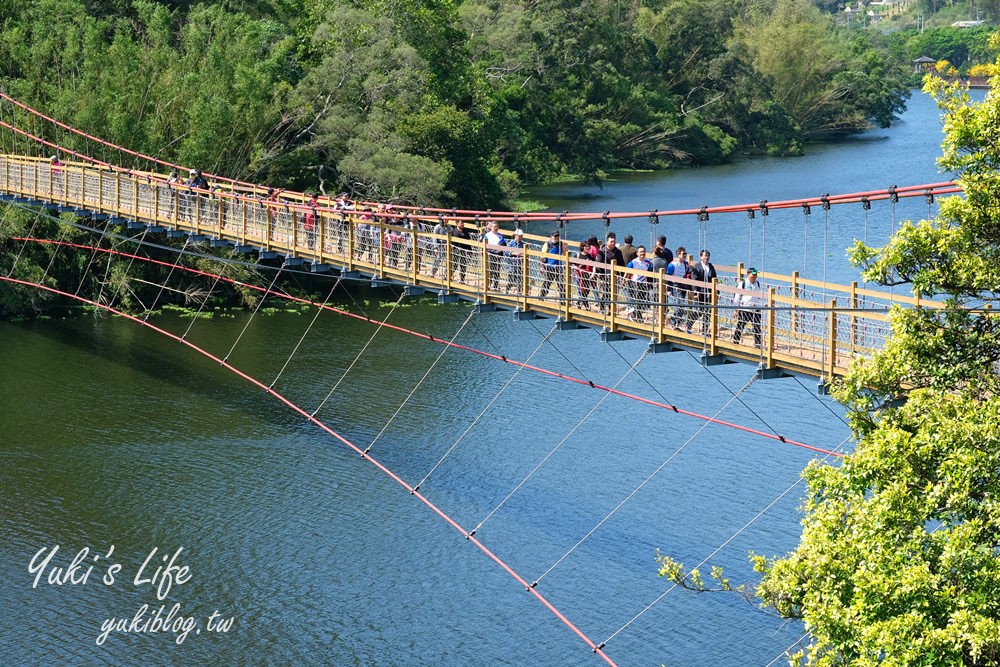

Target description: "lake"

left=0, top=88, right=971, bottom=666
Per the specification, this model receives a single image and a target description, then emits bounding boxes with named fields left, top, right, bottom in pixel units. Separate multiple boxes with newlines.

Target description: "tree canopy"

left=745, top=69, right=1000, bottom=667
left=0, top=0, right=910, bottom=207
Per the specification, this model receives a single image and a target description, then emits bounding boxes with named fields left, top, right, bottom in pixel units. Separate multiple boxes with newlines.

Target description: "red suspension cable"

left=0, top=91, right=963, bottom=225
left=0, top=272, right=620, bottom=667
left=14, top=236, right=844, bottom=457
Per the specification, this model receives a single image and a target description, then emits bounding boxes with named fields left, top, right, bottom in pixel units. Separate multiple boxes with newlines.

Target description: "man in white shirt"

left=733, top=267, right=765, bottom=347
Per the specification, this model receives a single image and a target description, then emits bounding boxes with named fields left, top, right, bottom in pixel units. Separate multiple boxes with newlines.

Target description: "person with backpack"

left=538, top=229, right=566, bottom=301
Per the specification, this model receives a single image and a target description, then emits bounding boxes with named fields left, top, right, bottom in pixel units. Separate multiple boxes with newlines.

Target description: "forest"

left=0, top=0, right=928, bottom=209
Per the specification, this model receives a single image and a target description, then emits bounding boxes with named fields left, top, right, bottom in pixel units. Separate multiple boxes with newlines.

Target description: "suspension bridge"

left=0, top=156, right=957, bottom=385
left=0, top=93, right=959, bottom=665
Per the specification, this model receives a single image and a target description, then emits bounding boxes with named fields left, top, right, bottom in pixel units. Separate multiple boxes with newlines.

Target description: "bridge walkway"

left=0, top=155, right=942, bottom=382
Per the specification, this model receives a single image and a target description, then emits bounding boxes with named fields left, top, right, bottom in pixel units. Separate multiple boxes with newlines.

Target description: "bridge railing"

left=1, top=154, right=941, bottom=380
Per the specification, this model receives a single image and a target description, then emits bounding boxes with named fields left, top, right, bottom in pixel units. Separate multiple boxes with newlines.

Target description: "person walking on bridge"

left=689, top=249, right=717, bottom=335
left=666, top=247, right=691, bottom=332
left=538, top=229, right=566, bottom=301
left=482, top=221, right=506, bottom=291
left=625, top=245, right=653, bottom=322
left=595, top=232, right=624, bottom=315
left=620, top=234, right=638, bottom=265
left=732, top=267, right=765, bottom=347
left=450, top=218, right=473, bottom=283
left=504, top=228, right=525, bottom=293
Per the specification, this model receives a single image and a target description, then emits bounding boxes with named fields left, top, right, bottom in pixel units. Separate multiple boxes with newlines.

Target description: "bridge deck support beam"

left=756, top=363, right=790, bottom=380
left=649, top=339, right=684, bottom=353
left=699, top=350, right=731, bottom=367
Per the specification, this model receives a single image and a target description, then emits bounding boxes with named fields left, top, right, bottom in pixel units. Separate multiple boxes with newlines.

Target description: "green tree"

left=746, top=74, right=1000, bottom=666
left=734, top=0, right=908, bottom=139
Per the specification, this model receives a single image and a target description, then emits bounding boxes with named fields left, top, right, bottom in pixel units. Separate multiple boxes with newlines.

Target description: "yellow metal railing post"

left=132, top=173, right=139, bottom=221
left=445, top=237, right=453, bottom=292
left=609, top=264, right=618, bottom=330
left=217, top=193, right=225, bottom=233
left=412, top=227, right=419, bottom=286
left=152, top=177, right=158, bottom=224
left=828, top=298, right=838, bottom=380
left=481, top=241, right=489, bottom=302
left=317, top=210, right=325, bottom=264
left=241, top=197, right=248, bottom=244
left=193, top=188, right=202, bottom=234
left=850, top=281, right=858, bottom=353
left=790, top=270, right=799, bottom=334
left=563, top=258, right=571, bottom=320
left=377, top=220, right=386, bottom=277
left=766, top=287, right=776, bottom=368
left=520, top=248, right=529, bottom=311
left=709, top=277, right=719, bottom=356
left=347, top=216, right=356, bottom=272
left=657, top=270, right=666, bottom=342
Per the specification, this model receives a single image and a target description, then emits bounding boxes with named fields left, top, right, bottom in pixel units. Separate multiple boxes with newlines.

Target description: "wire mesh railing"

left=0, top=154, right=940, bottom=381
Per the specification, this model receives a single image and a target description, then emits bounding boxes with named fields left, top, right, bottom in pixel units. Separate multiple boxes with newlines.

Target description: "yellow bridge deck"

left=0, top=155, right=939, bottom=382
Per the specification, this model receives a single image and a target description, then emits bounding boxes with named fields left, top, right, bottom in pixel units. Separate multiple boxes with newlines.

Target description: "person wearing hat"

left=504, top=228, right=526, bottom=293
left=481, top=221, right=507, bottom=291
left=733, top=267, right=766, bottom=347
left=538, top=229, right=566, bottom=301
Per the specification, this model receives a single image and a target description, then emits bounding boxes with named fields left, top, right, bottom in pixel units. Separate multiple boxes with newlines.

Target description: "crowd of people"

left=107, top=160, right=768, bottom=347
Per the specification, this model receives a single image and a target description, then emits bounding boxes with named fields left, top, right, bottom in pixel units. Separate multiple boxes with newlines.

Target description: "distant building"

left=913, top=55, right=936, bottom=74
left=951, top=20, right=986, bottom=28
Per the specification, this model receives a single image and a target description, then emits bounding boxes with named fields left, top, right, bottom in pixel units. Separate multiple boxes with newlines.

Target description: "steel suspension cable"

left=106, top=228, right=150, bottom=311
left=792, top=375, right=852, bottom=429
left=14, top=231, right=842, bottom=457
left=764, top=633, right=811, bottom=667
left=92, top=224, right=127, bottom=308
left=2, top=204, right=34, bottom=278
left=761, top=214, right=767, bottom=276
left=685, top=350, right=780, bottom=439
left=365, top=304, right=479, bottom=454
left=528, top=317, right=598, bottom=383
left=38, top=222, right=73, bottom=284
left=802, top=205, right=810, bottom=278
left=182, top=263, right=228, bottom=341
left=269, top=276, right=343, bottom=388
left=310, top=289, right=408, bottom=417
left=599, top=431, right=853, bottom=651
left=141, top=235, right=195, bottom=321
left=471, top=347, right=652, bottom=536
left=415, top=322, right=560, bottom=492
left=222, top=265, right=284, bottom=363
left=0, top=272, right=619, bottom=667
left=535, top=371, right=760, bottom=587
left=823, top=205, right=829, bottom=302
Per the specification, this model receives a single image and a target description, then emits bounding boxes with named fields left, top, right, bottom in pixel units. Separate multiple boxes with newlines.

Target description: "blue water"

left=0, top=89, right=968, bottom=666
